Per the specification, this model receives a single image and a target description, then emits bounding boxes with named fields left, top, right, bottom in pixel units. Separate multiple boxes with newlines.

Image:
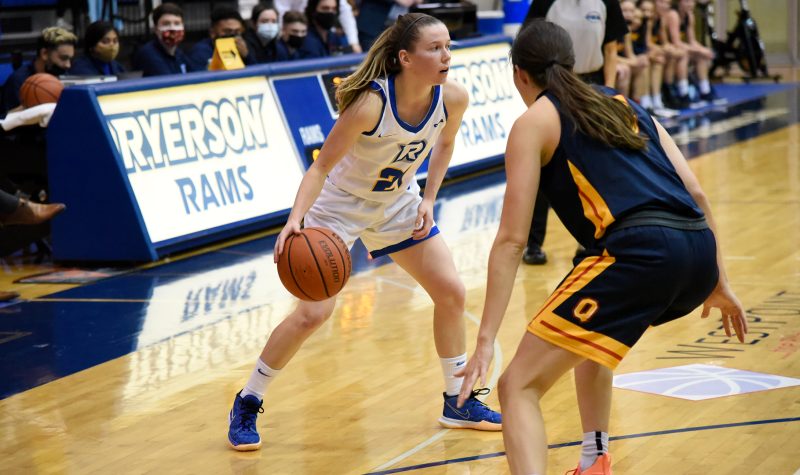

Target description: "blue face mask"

left=257, top=23, right=279, bottom=41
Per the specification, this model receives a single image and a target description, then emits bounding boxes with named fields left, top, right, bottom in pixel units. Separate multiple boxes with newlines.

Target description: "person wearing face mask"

left=132, top=3, right=196, bottom=77
left=70, top=21, right=125, bottom=76
left=275, top=11, right=311, bottom=61
left=301, top=0, right=351, bottom=58
left=243, top=3, right=281, bottom=64
left=189, top=6, right=256, bottom=70
left=274, top=0, right=362, bottom=53
left=1, top=26, right=76, bottom=115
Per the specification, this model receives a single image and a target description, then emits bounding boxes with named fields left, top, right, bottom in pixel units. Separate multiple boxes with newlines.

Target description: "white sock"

left=639, top=95, right=653, bottom=109
left=580, top=431, right=609, bottom=470
left=653, top=93, right=665, bottom=109
left=698, top=79, right=711, bottom=94
left=241, top=359, right=279, bottom=400
left=440, top=353, right=467, bottom=397
left=678, top=80, right=689, bottom=96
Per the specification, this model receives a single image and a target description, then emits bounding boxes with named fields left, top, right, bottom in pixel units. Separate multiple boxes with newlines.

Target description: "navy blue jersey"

left=679, top=10, right=690, bottom=42
left=651, top=16, right=664, bottom=44
left=631, top=22, right=648, bottom=54
left=538, top=87, right=703, bottom=249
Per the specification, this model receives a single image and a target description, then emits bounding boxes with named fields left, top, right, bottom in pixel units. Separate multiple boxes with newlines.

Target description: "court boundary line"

left=364, top=416, right=800, bottom=474
left=369, top=277, right=503, bottom=472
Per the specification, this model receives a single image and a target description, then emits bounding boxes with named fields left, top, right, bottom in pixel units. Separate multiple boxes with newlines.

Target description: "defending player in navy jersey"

left=457, top=20, right=746, bottom=475
left=226, top=13, right=501, bottom=452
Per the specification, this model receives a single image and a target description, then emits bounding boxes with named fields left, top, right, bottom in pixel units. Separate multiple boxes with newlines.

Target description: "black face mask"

left=287, top=34, right=305, bottom=49
left=45, top=64, right=67, bottom=77
left=314, top=12, right=337, bottom=29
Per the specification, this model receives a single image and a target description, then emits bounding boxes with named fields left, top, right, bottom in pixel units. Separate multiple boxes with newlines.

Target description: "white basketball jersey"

left=327, top=75, right=447, bottom=203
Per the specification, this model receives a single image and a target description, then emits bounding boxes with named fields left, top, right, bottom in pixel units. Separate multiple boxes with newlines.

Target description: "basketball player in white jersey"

left=227, top=13, right=502, bottom=451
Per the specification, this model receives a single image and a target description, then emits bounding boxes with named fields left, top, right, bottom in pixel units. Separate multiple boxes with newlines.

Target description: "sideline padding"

left=47, top=35, right=523, bottom=262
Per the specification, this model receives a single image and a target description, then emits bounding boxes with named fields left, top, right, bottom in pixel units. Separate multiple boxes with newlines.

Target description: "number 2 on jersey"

left=372, top=167, right=404, bottom=192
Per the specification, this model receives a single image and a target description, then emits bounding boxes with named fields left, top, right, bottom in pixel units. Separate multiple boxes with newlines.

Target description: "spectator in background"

left=616, top=1, right=648, bottom=98
left=70, top=21, right=125, bottom=76
left=243, top=3, right=281, bottom=64
left=633, top=0, right=676, bottom=116
left=189, top=6, right=256, bottom=70
left=357, top=0, right=420, bottom=51
left=275, top=0, right=362, bottom=53
left=132, top=3, right=195, bottom=77
left=520, top=0, right=628, bottom=266
left=653, top=0, right=689, bottom=108
left=275, top=11, right=310, bottom=61
left=667, top=0, right=719, bottom=103
left=302, top=0, right=351, bottom=58
left=1, top=27, right=76, bottom=115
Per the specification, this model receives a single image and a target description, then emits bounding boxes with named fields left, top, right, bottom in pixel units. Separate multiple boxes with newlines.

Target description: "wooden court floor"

left=1, top=124, right=799, bottom=474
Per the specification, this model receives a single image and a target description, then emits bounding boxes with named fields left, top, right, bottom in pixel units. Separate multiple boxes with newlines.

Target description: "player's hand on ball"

left=274, top=220, right=303, bottom=263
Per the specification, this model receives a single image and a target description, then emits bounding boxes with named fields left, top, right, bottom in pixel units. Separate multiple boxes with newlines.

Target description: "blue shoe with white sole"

left=228, top=391, right=264, bottom=451
left=439, top=388, right=502, bottom=431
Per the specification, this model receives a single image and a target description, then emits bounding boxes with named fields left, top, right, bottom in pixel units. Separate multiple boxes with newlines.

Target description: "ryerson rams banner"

left=98, top=77, right=303, bottom=243
left=447, top=43, right=527, bottom=168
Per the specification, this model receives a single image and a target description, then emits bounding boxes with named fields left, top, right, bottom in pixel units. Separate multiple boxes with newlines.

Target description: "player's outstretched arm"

left=654, top=119, right=748, bottom=342
left=457, top=97, right=559, bottom=406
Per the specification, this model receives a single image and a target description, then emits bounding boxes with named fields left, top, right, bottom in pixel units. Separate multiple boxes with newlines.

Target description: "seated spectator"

left=275, top=11, right=310, bottom=61
left=653, top=0, right=689, bottom=108
left=670, top=0, right=718, bottom=103
left=302, top=0, right=351, bottom=58
left=638, top=0, right=673, bottom=114
left=617, top=1, right=648, bottom=98
left=243, top=3, right=281, bottom=64
left=1, top=27, right=76, bottom=115
left=275, top=0, right=362, bottom=53
left=189, top=6, right=256, bottom=70
left=132, top=3, right=195, bottom=77
left=70, top=21, right=125, bottom=76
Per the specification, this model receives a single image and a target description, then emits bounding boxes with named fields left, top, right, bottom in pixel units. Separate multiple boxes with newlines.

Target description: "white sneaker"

left=651, top=107, right=680, bottom=118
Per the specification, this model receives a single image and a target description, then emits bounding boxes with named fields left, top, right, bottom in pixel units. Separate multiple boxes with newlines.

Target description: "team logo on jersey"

left=391, top=140, right=428, bottom=164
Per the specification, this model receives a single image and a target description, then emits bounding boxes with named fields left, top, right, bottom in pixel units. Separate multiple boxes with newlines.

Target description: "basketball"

left=20, top=73, right=64, bottom=108
left=277, top=227, right=352, bottom=301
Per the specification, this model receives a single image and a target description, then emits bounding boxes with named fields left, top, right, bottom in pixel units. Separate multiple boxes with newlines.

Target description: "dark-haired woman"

left=243, top=3, right=280, bottom=63
left=301, top=0, right=351, bottom=58
left=456, top=19, right=746, bottom=475
left=226, top=13, right=501, bottom=452
left=70, top=21, right=125, bottom=76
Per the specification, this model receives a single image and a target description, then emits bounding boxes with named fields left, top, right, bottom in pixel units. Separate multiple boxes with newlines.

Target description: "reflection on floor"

left=0, top=81, right=798, bottom=400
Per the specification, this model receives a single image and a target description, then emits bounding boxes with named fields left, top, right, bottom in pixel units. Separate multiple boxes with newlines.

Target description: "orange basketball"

left=277, top=227, right=352, bottom=301
left=20, top=73, right=64, bottom=108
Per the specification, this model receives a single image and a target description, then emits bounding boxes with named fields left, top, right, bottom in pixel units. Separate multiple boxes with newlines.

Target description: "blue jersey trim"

left=363, top=80, right=387, bottom=136
left=388, top=74, right=441, bottom=133
left=369, top=225, right=440, bottom=257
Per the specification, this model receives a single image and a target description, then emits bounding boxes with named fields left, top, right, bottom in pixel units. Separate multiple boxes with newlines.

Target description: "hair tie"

left=548, top=60, right=558, bottom=68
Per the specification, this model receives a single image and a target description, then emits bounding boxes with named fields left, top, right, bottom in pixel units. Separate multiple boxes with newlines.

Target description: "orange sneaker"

left=566, top=453, right=612, bottom=475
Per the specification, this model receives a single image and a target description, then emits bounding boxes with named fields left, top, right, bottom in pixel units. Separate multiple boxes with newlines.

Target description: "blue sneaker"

left=228, top=391, right=264, bottom=451
left=439, top=388, right=502, bottom=431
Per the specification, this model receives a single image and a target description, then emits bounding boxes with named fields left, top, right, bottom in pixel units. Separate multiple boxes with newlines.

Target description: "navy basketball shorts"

left=527, top=226, right=719, bottom=369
